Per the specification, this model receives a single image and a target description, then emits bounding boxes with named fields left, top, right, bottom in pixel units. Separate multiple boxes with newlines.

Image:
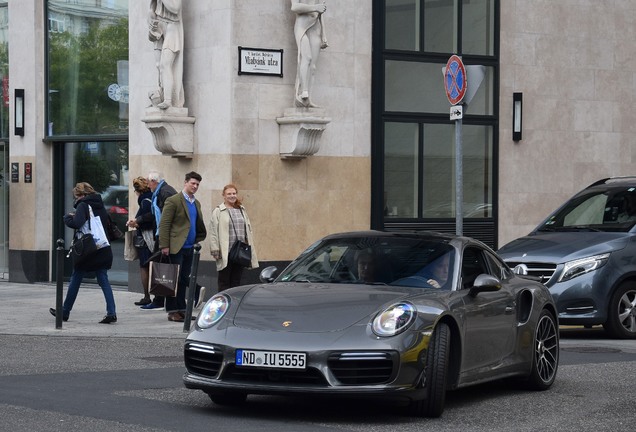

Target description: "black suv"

left=498, top=177, right=636, bottom=338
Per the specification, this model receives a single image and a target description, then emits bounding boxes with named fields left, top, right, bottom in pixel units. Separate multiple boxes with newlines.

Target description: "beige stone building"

left=2, top=1, right=635, bottom=290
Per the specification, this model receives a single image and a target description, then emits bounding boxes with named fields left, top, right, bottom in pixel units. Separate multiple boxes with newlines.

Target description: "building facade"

left=3, top=1, right=636, bottom=290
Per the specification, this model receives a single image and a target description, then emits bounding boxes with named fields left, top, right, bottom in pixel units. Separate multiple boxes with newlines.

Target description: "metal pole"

left=183, top=243, right=201, bottom=333
left=455, top=116, right=463, bottom=236
left=55, top=238, right=65, bottom=329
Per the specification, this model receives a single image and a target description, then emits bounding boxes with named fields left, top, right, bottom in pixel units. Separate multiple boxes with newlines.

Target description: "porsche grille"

left=328, top=352, right=395, bottom=385
left=184, top=342, right=223, bottom=378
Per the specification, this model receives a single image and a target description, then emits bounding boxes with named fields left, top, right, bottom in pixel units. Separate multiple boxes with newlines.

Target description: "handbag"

left=68, top=233, right=98, bottom=266
left=149, top=257, right=180, bottom=297
left=133, top=232, right=146, bottom=248
left=141, top=229, right=156, bottom=252
left=107, top=214, right=124, bottom=241
left=124, top=230, right=139, bottom=261
left=229, top=240, right=252, bottom=267
left=228, top=210, right=252, bottom=267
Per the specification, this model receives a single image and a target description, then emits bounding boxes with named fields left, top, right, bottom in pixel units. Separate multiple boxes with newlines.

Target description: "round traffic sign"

left=444, top=55, right=467, bottom=105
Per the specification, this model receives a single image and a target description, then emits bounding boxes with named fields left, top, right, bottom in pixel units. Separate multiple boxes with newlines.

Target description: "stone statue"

left=291, top=0, right=328, bottom=108
left=148, top=0, right=185, bottom=110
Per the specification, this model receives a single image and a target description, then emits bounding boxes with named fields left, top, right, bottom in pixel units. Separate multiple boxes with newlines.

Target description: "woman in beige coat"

left=209, top=184, right=258, bottom=291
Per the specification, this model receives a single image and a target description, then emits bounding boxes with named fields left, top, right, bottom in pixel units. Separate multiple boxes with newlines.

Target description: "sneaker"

left=140, top=302, right=163, bottom=310
left=134, top=297, right=152, bottom=306
left=195, top=286, right=206, bottom=308
left=99, top=315, right=117, bottom=324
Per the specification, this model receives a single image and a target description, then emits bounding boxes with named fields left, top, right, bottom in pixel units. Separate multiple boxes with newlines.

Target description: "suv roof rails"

left=587, top=176, right=636, bottom=188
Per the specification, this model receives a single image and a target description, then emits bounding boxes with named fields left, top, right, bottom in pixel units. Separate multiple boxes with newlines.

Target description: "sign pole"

left=455, top=118, right=463, bottom=235
left=444, top=55, right=467, bottom=236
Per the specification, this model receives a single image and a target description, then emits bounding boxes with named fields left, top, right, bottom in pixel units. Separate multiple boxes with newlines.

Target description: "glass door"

left=0, top=140, right=8, bottom=278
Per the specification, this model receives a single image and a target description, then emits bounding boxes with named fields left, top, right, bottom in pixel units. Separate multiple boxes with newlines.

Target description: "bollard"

left=55, top=238, right=65, bottom=329
left=183, top=243, right=201, bottom=333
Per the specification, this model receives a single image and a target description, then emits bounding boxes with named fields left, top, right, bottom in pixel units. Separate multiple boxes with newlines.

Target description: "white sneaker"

left=195, top=286, right=206, bottom=308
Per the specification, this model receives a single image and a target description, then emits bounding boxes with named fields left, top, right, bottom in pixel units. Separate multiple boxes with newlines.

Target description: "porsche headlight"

left=558, top=253, right=610, bottom=282
left=372, top=302, right=416, bottom=337
left=197, top=294, right=230, bottom=329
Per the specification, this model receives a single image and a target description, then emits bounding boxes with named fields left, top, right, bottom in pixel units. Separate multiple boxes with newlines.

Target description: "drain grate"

left=561, top=346, right=621, bottom=354
left=139, top=356, right=183, bottom=363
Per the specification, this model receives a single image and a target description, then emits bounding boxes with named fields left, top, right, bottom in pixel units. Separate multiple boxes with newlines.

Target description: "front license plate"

left=235, top=349, right=307, bottom=369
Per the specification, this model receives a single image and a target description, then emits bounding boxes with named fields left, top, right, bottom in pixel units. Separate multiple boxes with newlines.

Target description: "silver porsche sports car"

left=184, top=231, right=559, bottom=417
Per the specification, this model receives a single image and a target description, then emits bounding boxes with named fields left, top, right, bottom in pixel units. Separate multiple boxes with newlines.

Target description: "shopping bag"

left=149, top=259, right=180, bottom=297
left=229, top=240, right=252, bottom=267
left=79, top=205, right=110, bottom=249
left=68, top=233, right=98, bottom=267
left=124, top=230, right=139, bottom=261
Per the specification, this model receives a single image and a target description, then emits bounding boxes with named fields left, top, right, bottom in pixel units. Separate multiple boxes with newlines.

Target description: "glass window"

left=462, top=125, right=493, bottom=218
left=424, top=0, right=456, bottom=53
left=63, top=141, right=129, bottom=284
left=422, top=124, right=454, bottom=217
left=423, top=124, right=493, bottom=218
left=47, top=0, right=129, bottom=136
left=462, top=0, right=496, bottom=56
left=385, top=122, right=419, bottom=218
left=385, top=60, right=449, bottom=113
left=0, top=1, right=7, bottom=140
left=386, top=0, right=419, bottom=50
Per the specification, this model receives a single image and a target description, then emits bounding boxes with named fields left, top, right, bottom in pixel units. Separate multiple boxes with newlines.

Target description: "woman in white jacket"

left=209, top=184, right=258, bottom=291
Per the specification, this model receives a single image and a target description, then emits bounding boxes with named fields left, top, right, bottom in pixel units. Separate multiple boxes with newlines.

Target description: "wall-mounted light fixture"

left=14, top=89, right=24, bottom=136
left=512, top=92, right=522, bottom=141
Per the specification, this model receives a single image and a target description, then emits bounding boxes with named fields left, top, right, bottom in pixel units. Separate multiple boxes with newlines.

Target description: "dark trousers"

left=217, top=262, right=244, bottom=291
left=165, top=247, right=194, bottom=313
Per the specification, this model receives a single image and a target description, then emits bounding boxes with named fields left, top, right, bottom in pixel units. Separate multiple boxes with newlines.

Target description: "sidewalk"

left=0, top=281, right=197, bottom=339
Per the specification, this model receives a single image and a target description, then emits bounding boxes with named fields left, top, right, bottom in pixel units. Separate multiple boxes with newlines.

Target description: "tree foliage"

left=49, top=18, right=129, bottom=135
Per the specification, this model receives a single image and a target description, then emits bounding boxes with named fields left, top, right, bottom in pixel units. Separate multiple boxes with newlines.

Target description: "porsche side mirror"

left=259, top=266, right=278, bottom=283
left=468, top=274, right=502, bottom=297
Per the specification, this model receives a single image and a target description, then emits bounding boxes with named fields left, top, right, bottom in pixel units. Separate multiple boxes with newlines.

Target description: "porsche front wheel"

left=410, top=322, right=450, bottom=418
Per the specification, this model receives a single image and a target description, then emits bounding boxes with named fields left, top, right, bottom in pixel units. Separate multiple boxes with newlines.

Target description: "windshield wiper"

left=555, top=226, right=602, bottom=232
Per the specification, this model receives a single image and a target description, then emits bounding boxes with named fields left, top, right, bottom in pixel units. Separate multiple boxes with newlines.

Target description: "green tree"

left=49, top=18, right=129, bottom=136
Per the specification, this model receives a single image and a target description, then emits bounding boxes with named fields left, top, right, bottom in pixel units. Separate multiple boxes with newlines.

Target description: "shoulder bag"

left=228, top=209, right=252, bottom=267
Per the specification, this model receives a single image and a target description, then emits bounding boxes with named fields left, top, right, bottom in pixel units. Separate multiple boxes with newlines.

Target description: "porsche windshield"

left=277, top=236, right=455, bottom=289
left=539, top=187, right=636, bottom=232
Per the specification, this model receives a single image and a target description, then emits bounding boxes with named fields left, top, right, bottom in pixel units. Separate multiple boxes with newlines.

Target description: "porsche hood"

left=231, top=282, right=439, bottom=332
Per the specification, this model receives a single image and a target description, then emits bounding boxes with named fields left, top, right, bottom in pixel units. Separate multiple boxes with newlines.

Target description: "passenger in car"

left=355, top=249, right=376, bottom=283
left=417, top=252, right=451, bottom=289
left=618, top=193, right=636, bottom=223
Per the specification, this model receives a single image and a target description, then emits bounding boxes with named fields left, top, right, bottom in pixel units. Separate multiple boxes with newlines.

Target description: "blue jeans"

left=63, top=268, right=116, bottom=317
left=165, top=247, right=194, bottom=313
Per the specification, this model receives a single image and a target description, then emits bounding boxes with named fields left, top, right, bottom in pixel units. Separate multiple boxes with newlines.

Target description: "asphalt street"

left=1, top=282, right=636, bottom=431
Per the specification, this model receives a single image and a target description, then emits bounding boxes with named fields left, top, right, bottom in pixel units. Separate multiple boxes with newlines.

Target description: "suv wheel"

left=603, top=282, right=636, bottom=339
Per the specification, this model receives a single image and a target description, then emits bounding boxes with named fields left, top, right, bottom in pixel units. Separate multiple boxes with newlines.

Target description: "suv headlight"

left=558, top=253, right=610, bottom=282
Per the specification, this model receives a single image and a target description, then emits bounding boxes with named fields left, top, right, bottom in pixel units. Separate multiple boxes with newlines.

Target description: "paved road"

left=1, top=282, right=636, bottom=431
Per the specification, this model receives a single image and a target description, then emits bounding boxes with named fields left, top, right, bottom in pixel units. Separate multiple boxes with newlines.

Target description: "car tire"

left=410, top=322, right=450, bottom=418
left=523, top=309, right=559, bottom=390
left=206, top=392, right=247, bottom=405
left=603, top=282, right=636, bottom=339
